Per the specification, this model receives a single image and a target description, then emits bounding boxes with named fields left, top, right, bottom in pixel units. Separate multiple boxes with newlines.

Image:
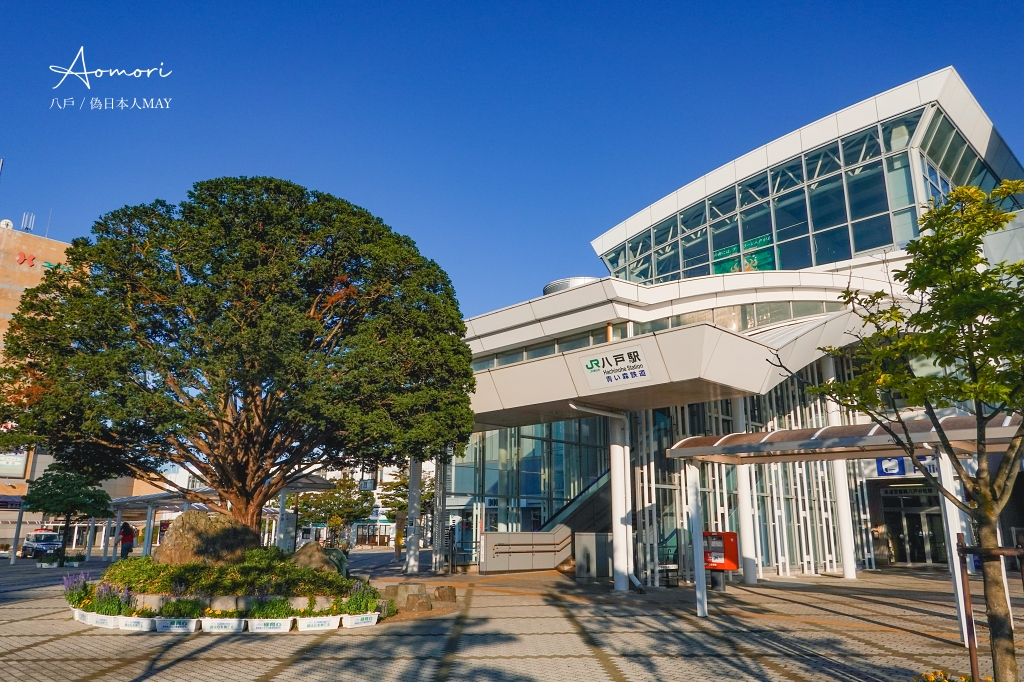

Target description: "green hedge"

left=102, top=549, right=358, bottom=598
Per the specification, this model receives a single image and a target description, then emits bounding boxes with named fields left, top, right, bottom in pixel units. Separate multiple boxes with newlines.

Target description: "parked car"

left=19, top=530, right=64, bottom=559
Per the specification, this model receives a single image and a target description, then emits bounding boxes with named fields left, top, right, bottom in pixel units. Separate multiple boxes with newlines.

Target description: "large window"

left=600, top=105, right=1011, bottom=283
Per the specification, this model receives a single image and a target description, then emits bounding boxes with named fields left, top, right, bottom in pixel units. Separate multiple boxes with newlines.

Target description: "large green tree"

left=0, top=177, right=474, bottom=532
left=21, top=469, right=111, bottom=567
left=807, top=180, right=1024, bottom=681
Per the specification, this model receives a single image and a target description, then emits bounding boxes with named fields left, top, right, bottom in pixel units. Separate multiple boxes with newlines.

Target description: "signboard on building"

left=579, top=345, right=653, bottom=390
left=0, top=450, right=27, bottom=479
left=358, top=478, right=376, bottom=491
left=876, top=457, right=906, bottom=476
left=702, top=531, right=739, bottom=571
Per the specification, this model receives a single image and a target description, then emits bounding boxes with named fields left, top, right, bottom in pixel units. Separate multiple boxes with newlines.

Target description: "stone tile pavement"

left=0, top=551, right=1020, bottom=681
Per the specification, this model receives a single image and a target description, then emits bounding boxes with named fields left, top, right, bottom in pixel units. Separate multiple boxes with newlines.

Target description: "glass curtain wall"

left=446, top=417, right=609, bottom=533
left=602, top=105, right=1018, bottom=284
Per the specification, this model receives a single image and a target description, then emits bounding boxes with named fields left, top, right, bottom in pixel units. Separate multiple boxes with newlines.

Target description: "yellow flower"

left=215, top=610, right=221, bottom=615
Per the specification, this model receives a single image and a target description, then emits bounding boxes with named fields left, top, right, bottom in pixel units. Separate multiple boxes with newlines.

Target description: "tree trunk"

left=977, top=515, right=1017, bottom=681
left=59, top=514, right=73, bottom=568
left=231, top=499, right=264, bottom=534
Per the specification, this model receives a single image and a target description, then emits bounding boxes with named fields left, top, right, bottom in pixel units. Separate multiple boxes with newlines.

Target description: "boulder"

left=391, top=582, right=426, bottom=606
left=289, top=541, right=338, bottom=573
left=405, top=594, right=432, bottom=612
left=434, top=586, right=457, bottom=603
left=152, top=510, right=261, bottom=565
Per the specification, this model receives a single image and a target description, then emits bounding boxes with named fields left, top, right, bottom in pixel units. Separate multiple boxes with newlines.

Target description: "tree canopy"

left=22, top=469, right=111, bottom=566
left=806, top=179, right=1024, bottom=680
left=0, top=177, right=475, bottom=530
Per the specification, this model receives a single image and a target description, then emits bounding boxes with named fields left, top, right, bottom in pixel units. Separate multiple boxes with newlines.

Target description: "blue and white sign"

left=876, top=457, right=906, bottom=476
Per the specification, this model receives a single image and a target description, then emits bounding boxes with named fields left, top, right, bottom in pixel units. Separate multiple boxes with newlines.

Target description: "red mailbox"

left=702, top=531, right=739, bottom=571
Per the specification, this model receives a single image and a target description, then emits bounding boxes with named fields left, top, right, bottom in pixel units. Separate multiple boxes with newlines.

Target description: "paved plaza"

left=0, top=549, right=1019, bottom=681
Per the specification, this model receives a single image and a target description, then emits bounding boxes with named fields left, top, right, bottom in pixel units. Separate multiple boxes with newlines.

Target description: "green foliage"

left=381, top=598, right=397, bottom=619
left=202, top=606, right=243, bottom=618
left=341, top=581, right=380, bottom=614
left=247, top=598, right=294, bottom=619
left=294, top=475, right=375, bottom=529
left=378, top=471, right=434, bottom=518
left=102, top=555, right=358, bottom=597
left=66, top=553, right=85, bottom=563
left=0, top=176, right=475, bottom=528
left=159, top=599, right=205, bottom=619
left=37, top=554, right=59, bottom=564
left=125, top=607, right=157, bottom=618
left=22, top=469, right=111, bottom=566
left=293, top=596, right=344, bottom=617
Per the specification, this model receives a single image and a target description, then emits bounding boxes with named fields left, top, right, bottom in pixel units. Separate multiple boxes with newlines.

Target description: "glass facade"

left=446, top=417, right=609, bottom=532
left=601, top=106, right=1020, bottom=284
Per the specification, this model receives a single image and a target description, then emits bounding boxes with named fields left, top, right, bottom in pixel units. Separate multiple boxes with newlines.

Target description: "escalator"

left=537, top=470, right=611, bottom=534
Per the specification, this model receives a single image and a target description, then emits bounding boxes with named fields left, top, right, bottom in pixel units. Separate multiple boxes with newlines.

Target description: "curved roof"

left=591, top=66, right=1024, bottom=257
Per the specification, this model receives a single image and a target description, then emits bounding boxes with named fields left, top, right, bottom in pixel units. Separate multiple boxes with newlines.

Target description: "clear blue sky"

left=1, top=1, right=1021, bottom=317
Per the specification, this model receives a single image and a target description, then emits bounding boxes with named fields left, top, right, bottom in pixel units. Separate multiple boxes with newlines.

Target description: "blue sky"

left=0, top=1, right=1021, bottom=317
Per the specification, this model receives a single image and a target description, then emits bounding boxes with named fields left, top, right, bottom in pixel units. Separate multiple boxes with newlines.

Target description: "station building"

left=441, top=67, right=1024, bottom=585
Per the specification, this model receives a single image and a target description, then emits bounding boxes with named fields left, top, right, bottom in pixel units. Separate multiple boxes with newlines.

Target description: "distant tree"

left=296, top=476, right=375, bottom=544
left=378, top=470, right=434, bottom=518
left=21, top=469, right=111, bottom=566
left=800, top=180, right=1024, bottom=681
left=0, top=177, right=475, bottom=532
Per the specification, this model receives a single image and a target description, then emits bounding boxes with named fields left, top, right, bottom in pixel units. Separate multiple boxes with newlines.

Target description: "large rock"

left=289, top=541, right=338, bottom=573
left=152, top=510, right=260, bottom=565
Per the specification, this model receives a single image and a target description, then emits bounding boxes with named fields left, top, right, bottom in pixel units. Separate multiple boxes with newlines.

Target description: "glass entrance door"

left=906, top=514, right=927, bottom=562
left=925, top=513, right=948, bottom=563
left=884, top=511, right=908, bottom=562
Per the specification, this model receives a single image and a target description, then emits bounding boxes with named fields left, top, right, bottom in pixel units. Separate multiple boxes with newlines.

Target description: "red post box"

left=702, top=531, right=739, bottom=571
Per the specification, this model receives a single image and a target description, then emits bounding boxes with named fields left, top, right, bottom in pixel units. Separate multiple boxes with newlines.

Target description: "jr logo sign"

left=579, top=345, right=653, bottom=390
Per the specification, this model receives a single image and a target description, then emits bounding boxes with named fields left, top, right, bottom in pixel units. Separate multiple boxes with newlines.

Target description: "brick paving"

left=0, top=550, right=1020, bottom=681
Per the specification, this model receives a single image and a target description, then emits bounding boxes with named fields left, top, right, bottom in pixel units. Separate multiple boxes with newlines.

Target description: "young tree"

left=805, top=180, right=1024, bottom=681
left=0, top=177, right=475, bottom=532
left=296, top=476, right=375, bottom=544
left=21, top=469, right=111, bottom=567
left=378, top=470, right=434, bottom=518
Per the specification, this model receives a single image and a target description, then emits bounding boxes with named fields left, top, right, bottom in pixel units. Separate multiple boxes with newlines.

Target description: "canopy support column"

left=101, top=518, right=112, bottom=561
left=822, top=355, right=858, bottom=579
left=939, top=450, right=971, bottom=647
left=142, top=505, right=155, bottom=556
left=84, top=517, right=96, bottom=562
left=686, top=460, right=708, bottom=617
left=733, top=399, right=758, bottom=585
left=404, top=459, right=422, bottom=574
left=113, top=508, right=123, bottom=560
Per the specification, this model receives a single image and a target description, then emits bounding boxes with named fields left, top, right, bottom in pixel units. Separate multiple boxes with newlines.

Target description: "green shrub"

left=38, top=554, right=58, bottom=564
left=341, top=582, right=380, bottom=614
left=159, top=599, right=205, bottom=619
left=123, top=607, right=157, bottom=618
left=294, top=596, right=343, bottom=618
left=202, top=606, right=244, bottom=619
left=102, top=556, right=358, bottom=597
left=94, top=584, right=131, bottom=616
left=381, top=598, right=397, bottom=619
left=247, top=598, right=293, bottom=619
left=66, top=553, right=86, bottom=563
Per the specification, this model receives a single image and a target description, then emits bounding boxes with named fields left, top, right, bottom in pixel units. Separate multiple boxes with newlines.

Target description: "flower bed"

left=63, top=563, right=385, bottom=634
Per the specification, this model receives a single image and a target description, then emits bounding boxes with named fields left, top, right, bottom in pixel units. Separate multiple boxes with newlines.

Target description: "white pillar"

left=821, top=356, right=858, bottom=579
left=142, top=505, right=155, bottom=556
left=405, top=459, right=422, bottom=574
left=732, top=398, right=758, bottom=585
left=275, top=492, right=288, bottom=550
left=112, top=508, right=123, bottom=560
left=938, top=449, right=971, bottom=647
left=686, top=460, right=708, bottom=617
left=84, top=518, right=96, bottom=562
left=101, top=518, right=112, bottom=561
left=10, top=501, right=25, bottom=565
left=610, top=417, right=630, bottom=591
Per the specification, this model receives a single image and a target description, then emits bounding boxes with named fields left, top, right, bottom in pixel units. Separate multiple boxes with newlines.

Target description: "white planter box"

left=201, top=618, right=246, bottom=634
left=155, top=617, right=200, bottom=633
left=295, top=615, right=341, bottom=632
left=91, top=613, right=119, bottom=629
left=71, top=608, right=88, bottom=623
left=341, top=613, right=379, bottom=629
left=117, top=615, right=156, bottom=632
left=66, top=561, right=82, bottom=567
left=37, top=562, right=58, bottom=569
left=247, top=618, right=293, bottom=633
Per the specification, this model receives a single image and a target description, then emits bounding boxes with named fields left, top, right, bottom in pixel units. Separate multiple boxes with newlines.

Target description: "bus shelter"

left=667, top=414, right=1023, bottom=647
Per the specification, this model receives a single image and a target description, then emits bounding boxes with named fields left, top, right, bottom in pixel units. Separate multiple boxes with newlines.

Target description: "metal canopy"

left=667, top=414, right=1023, bottom=464
left=108, top=474, right=336, bottom=513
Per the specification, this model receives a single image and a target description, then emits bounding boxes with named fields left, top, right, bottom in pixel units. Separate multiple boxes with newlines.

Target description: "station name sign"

left=579, top=345, right=654, bottom=390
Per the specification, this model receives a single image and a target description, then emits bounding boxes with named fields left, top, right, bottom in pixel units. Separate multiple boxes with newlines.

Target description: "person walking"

left=115, top=522, right=134, bottom=560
